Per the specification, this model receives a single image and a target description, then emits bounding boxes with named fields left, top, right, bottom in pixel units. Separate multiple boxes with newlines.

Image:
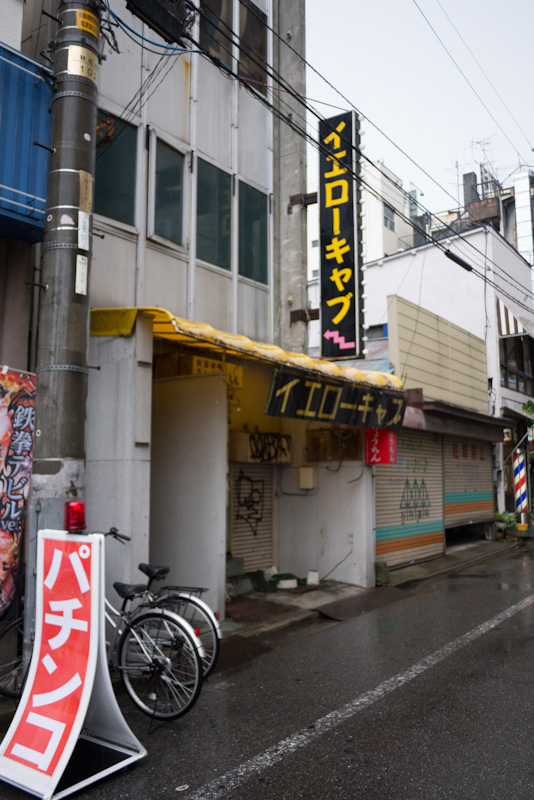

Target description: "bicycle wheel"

left=118, top=612, right=202, bottom=720
left=0, top=616, right=24, bottom=698
left=157, top=596, right=220, bottom=678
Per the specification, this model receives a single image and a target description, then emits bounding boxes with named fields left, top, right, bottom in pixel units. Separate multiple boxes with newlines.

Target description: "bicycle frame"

left=104, top=596, right=206, bottom=673
left=156, top=591, right=222, bottom=641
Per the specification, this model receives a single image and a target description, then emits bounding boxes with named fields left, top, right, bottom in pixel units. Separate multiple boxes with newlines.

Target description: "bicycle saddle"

left=138, top=563, right=170, bottom=580
left=113, top=581, right=147, bottom=599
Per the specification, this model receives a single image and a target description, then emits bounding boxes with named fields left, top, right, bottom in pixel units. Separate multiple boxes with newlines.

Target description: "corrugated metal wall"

left=375, top=430, right=444, bottom=567
left=0, top=44, right=52, bottom=237
left=230, top=463, right=275, bottom=571
left=443, top=437, right=494, bottom=528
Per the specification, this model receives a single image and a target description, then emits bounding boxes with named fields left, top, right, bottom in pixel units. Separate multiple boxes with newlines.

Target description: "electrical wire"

left=97, top=2, right=534, bottom=312
left=95, top=49, right=180, bottom=161
left=432, top=0, right=534, bottom=154
left=220, top=0, right=534, bottom=303
left=234, top=0, right=461, bottom=208
left=100, top=0, right=203, bottom=54
left=411, top=0, right=528, bottom=165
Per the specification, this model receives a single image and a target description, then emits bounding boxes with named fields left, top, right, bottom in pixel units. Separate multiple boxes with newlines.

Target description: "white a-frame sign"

left=0, top=530, right=146, bottom=799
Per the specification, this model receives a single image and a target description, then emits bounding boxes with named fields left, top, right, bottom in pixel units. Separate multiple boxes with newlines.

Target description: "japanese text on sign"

left=319, top=112, right=363, bottom=358
left=0, top=369, right=36, bottom=619
left=364, top=428, right=397, bottom=464
left=3, top=535, right=94, bottom=777
left=266, top=372, right=406, bottom=430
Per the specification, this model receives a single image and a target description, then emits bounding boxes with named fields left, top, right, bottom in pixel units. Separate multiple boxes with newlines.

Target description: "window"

left=366, top=324, right=388, bottom=340
left=94, top=112, right=136, bottom=225
left=500, top=335, right=534, bottom=395
left=384, top=204, right=395, bottom=231
left=199, top=0, right=232, bottom=65
left=239, top=181, right=268, bottom=283
left=196, top=158, right=232, bottom=270
left=238, top=0, right=267, bottom=94
left=154, top=140, right=184, bottom=246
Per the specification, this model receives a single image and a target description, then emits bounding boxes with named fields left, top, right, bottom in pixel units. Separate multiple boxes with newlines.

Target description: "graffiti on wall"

left=249, top=433, right=290, bottom=463
left=0, top=368, right=36, bottom=618
left=235, top=469, right=264, bottom=536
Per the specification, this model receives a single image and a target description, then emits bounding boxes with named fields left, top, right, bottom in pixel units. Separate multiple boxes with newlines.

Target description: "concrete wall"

left=272, top=0, right=308, bottom=353
left=365, top=227, right=534, bottom=343
left=86, top=314, right=153, bottom=600
left=362, top=161, right=413, bottom=262
left=1, top=0, right=24, bottom=49
left=149, top=374, right=228, bottom=617
left=278, top=460, right=375, bottom=589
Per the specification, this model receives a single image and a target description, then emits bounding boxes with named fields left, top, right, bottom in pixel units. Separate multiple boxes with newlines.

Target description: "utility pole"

left=25, top=0, right=101, bottom=657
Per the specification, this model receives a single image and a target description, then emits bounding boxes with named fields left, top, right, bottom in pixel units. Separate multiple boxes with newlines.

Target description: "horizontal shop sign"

left=266, top=371, right=406, bottom=430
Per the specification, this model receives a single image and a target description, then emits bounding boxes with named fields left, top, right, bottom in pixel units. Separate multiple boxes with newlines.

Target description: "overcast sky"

left=305, top=0, right=534, bottom=214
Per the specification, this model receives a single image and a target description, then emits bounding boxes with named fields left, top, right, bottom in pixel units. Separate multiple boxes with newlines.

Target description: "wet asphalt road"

left=2, top=544, right=534, bottom=799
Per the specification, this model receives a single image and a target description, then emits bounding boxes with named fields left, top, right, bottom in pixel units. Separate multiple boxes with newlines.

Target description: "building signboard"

left=266, top=371, right=406, bottom=430
left=0, top=367, right=36, bottom=619
left=319, top=111, right=363, bottom=359
left=365, top=428, right=397, bottom=465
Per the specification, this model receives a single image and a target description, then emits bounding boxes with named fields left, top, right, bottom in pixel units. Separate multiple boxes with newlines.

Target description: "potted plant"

left=495, top=511, right=517, bottom=531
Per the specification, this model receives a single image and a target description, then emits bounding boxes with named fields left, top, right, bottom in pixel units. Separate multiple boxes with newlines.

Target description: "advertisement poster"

left=0, top=367, right=36, bottom=620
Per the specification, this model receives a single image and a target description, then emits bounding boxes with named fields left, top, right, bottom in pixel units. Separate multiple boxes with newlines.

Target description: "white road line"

left=187, top=594, right=534, bottom=800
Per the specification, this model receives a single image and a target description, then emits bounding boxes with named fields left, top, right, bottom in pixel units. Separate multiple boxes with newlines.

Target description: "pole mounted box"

left=126, top=0, right=196, bottom=45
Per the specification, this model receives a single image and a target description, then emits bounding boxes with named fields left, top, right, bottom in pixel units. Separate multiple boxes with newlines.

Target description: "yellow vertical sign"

left=76, top=10, right=100, bottom=38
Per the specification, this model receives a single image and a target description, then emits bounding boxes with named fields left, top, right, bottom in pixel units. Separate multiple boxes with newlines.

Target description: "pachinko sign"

left=0, top=531, right=99, bottom=799
left=0, top=367, right=36, bottom=618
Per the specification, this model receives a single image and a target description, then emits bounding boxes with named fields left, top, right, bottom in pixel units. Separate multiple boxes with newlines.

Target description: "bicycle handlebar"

left=105, top=527, right=131, bottom=543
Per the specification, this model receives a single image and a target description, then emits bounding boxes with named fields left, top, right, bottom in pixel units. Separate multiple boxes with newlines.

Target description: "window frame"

left=238, top=0, right=268, bottom=95
left=147, top=128, right=188, bottom=251
left=195, top=155, right=233, bottom=273
left=198, top=0, right=234, bottom=65
left=383, top=203, right=395, bottom=231
left=94, top=108, right=138, bottom=229
left=238, top=179, right=269, bottom=285
left=499, top=334, right=534, bottom=395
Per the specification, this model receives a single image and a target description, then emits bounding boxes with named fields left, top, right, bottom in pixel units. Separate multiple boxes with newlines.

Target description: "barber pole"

left=513, top=450, right=528, bottom=516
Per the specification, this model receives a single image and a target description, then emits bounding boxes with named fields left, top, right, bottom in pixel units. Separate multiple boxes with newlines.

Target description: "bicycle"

left=137, top=561, right=222, bottom=678
left=0, top=529, right=205, bottom=721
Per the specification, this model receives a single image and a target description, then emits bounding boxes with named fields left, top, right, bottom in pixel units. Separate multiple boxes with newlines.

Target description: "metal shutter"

left=230, top=463, right=275, bottom=571
left=443, top=437, right=494, bottom=528
left=375, top=430, right=444, bottom=568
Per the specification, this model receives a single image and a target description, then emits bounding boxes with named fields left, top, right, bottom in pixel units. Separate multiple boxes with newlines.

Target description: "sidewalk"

left=221, top=538, right=525, bottom=643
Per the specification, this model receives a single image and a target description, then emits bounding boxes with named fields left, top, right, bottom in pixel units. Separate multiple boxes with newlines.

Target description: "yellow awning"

left=90, top=307, right=404, bottom=392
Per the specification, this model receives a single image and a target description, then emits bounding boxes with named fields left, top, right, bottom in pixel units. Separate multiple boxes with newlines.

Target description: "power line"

left=235, top=0, right=461, bottom=209
left=98, top=2, right=534, bottom=312
left=432, top=0, right=534, bottom=153
left=411, top=0, right=529, bottom=166
left=224, top=0, right=534, bottom=301
left=187, top=14, right=534, bottom=313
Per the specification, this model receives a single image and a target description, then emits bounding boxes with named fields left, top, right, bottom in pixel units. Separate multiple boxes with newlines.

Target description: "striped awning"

left=496, top=297, right=534, bottom=338
left=90, top=307, right=404, bottom=392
